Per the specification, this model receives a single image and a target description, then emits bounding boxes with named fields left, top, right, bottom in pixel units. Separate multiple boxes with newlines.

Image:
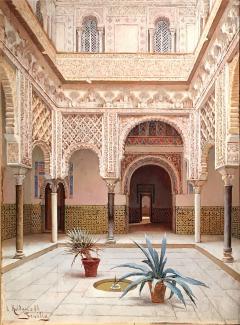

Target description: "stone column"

left=105, top=178, right=118, bottom=244
left=191, top=181, right=204, bottom=243
left=148, top=28, right=154, bottom=52
left=170, top=28, right=176, bottom=52
left=219, top=168, right=235, bottom=262
left=76, top=27, right=82, bottom=52
left=13, top=168, right=27, bottom=259
left=51, top=183, right=58, bottom=243
left=98, top=27, right=104, bottom=52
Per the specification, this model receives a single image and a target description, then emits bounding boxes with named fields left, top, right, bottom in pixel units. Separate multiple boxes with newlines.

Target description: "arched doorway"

left=44, top=182, right=65, bottom=232
left=129, top=165, right=172, bottom=231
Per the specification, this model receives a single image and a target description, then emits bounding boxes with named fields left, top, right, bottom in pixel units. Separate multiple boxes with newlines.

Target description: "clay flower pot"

left=82, top=258, right=100, bottom=277
left=148, top=281, right=166, bottom=303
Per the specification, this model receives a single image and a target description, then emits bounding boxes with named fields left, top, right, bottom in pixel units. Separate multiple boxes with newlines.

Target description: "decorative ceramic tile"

left=232, top=207, right=240, bottom=239
left=65, top=205, right=127, bottom=234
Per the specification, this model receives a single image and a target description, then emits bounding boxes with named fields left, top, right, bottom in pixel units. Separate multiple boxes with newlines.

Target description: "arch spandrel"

left=118, top=116, right=189, bottom=163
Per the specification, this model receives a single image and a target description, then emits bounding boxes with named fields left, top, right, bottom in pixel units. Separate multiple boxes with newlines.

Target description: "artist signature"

left=8, top=304, right=50, bottom=321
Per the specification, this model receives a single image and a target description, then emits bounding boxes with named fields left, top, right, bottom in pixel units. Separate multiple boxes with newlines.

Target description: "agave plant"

left=113, top=234, right=208, bottom=306
left=64, top=228, right=100, bottom=265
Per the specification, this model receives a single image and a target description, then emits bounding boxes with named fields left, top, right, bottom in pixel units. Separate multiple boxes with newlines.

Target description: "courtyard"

left=2, top=234, right=240, bottom=325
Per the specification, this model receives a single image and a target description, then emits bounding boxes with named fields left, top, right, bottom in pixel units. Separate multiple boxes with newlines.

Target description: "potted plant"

left=64, top=228, right=101, bottom=277
left=113, top=234, right=208, bottom=305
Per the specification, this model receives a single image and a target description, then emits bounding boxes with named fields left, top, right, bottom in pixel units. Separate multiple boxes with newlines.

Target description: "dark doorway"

left=129, top=165, right=172, bottom=229
left=57, top=183, right=65, bottom=232
left=140, top=193, right=152, bottom=223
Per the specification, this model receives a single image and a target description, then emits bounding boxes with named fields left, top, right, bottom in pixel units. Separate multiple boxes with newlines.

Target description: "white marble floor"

left=2, top=229, right=240, bottom=277
left=2, top=246, right=240, bottom=324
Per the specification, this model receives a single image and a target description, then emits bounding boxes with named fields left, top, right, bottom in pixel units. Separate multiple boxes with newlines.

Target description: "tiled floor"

left=2, top=228, right=240, bottom=276
left=2, top=246, right=240, bottom=324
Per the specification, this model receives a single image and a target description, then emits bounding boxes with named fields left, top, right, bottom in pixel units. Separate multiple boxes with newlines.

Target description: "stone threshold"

left=2, top=241, right=240, bottom=283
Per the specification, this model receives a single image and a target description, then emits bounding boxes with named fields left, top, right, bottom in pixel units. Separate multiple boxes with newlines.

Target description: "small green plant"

left=113, top=234, right=208, bottom=306
left=64, top=228, right=100, bottom=265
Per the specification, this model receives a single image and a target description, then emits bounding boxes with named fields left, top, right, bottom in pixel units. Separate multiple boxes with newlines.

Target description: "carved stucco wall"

left=0, top=0, right=239, bottom=199
left=54, top=0, right=198, bottom=53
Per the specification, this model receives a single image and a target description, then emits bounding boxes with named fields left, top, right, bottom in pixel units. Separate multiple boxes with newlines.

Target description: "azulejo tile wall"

left=65, top=205, right=108, bottom=234
left=1, top=204, right=42, bottom=240
left=176, top=206, right=240, bottom=238
left=232, top=207, right=240, bottom=239
left=175, top=207, right=194, bottom=234
left=114, top=205, right=127, bottom=234
left=1, top=204, right=16, bottom=240
left=65, top=205, right=127, bottom=234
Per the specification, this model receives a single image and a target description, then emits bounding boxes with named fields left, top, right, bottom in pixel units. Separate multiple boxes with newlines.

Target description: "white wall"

left=66, top=149, right=107, bottom=205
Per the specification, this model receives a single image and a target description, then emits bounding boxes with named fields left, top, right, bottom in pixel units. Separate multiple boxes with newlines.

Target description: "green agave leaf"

left=180, top=276, right=208, bottom=287
left=145, top=235, right=159, bottom=273
left=159, top=257, right=167, bottom=276
left=151, top=278, right=164, bottom=292
left=133, top=240, right=156, bottom=273
left=112, top=263, right=149, bottom=272
left=164, top=280, right=186, bottom=307
left=159, top=234, right=167, bottom=266
left=120, top=276, right=150, bottom=299
left=118, top=271, right=149, bottom=281
left=139, top=279, right=151, bottom=295
left=163, top=268, right=183, bottom=277
left=166, top=276, right=196, bottom=299
left=168, top=280, right=176, bottom=299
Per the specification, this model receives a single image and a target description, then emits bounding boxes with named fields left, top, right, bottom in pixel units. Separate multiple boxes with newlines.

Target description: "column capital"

left=12, top=166, right=29, bottom=185
left=104, top=178, right=118, bottom=193
left=190, top=180, right=205, bottom=193
left=218, top=167, right=235, bottom=186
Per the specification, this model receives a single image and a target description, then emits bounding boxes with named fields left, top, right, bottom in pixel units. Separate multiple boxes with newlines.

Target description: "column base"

left=222, top=251, right=234, bottom=263
left=106, top=237, right=116, bottom=244
left=195, top=236, right=201, bottom=243
left=13, top=251, right=25, bottom=259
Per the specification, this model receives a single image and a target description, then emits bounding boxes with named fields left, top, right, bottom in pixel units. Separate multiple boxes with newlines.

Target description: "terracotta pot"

left=148, top=281, right=166, bottom=303
left=81, top=258, right=100, bottom=277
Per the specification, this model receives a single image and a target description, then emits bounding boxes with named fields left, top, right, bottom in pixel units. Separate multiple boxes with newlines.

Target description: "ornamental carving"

left=215, top=69, right=227, bottom=169
left=198, top=91, right=215, bottom=178
left=60, top=88, right=193, bottom=109
left=20, top=72, right=32, bottom=166
left=122, top=155, right=182, bottom=194
left=122, top=152, right=182, bottom=182
left=7, top=142, right=19, bottom=164
left=118, top=115, right=190, bottom=164
left=32, top=91, right=52, bottom=150
left=61, top=114, right=103, bottom=177
left=190, top=0, right=239, bottom=103
left=56, top=53, right=193, bottom=82
left=126, top=121, right=183, bottom=146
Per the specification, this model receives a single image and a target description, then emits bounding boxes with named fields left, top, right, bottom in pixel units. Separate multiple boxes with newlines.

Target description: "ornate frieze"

left=59, top=88, right=193, bottom=110
left=190, top=0, right=239, bottom=104
left=56, top=53, right=193, bottom=82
